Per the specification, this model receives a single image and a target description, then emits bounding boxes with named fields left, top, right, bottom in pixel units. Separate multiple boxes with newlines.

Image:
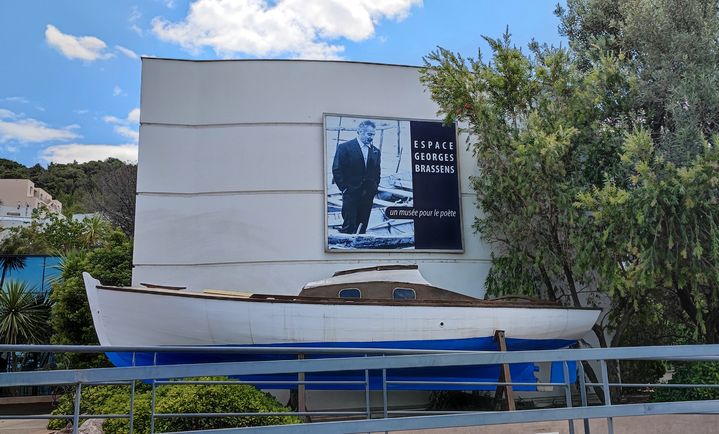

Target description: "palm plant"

left=0, top=255, right=26, bottom=290
left=0, top=280, right=50, bottom=345
left=81, top=216, right=108, bottom=248
left=0, top=280, right=51, bottom=374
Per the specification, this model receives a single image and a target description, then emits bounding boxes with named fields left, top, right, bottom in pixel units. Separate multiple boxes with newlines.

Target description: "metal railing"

left=1, top=344, right=719, bottom=433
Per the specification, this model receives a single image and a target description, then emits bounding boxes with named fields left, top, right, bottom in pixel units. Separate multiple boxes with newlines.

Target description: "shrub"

left=48, top=377, right=300, bottom=433
left=50, top=229, right=133, bottom=369
left=652, top=362, right=719, bottom=402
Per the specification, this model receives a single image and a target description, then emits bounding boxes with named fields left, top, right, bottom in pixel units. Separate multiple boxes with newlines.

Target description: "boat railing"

left=1, top=344, right=719, bottom=433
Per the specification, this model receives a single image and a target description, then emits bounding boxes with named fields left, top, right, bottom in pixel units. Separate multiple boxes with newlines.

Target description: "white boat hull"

left=83, top=273, right=598, bottom=348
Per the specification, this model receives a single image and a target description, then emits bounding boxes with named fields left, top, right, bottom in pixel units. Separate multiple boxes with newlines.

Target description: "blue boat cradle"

left=106, top=336, right=578, bottom=391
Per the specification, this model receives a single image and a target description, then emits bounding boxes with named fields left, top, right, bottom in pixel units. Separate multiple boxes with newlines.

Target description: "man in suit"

left=332, top=120, right=382, bottom=234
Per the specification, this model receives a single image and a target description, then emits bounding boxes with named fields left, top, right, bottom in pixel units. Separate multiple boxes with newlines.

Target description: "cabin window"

left=339, top=288, right=361, bottom=298
left=393, top=288, right=416, bottom=300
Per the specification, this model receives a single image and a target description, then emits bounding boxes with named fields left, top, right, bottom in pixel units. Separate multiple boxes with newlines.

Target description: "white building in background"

left=0, top=179, right=62, bottom=238
left=134, top=59, right=492, bottom=296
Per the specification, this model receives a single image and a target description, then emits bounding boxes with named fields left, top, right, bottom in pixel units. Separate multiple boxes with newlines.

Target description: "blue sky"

left=0, top=0, right=564, bottom=167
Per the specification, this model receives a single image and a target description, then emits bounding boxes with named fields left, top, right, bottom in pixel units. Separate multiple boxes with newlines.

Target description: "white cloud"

left=4, top=146, right=18, bottom=153
left=0, top=109, right=17, bottom=120
left=129, top=6, right=144, bottom=36
left=45, top=24, right=114, bottom=61
left=114, top=126, right=140, bottom=142
left=164, top=0, right=177, bottom=8
left=130, top=5, right=142, bottom=22
left=103, top=108, right=140, bottom=142
left=151, top=0, right=422, bottom=59
left=113, top=85, right=126, bottom=97
left=0, top=117, right=80, bottom=143
left=41, top=144, right=138, bottom=164
left=5, top=96, right=29, bottom=104
left=127, top=108, right=141, bottom=123
left=116, top=45, right=140, bottom=59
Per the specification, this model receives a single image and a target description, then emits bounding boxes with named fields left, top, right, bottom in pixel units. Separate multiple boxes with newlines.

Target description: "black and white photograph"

left=324, top=114, right=463, bottom=251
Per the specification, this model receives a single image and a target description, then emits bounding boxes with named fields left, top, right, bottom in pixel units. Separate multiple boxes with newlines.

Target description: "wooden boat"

left=83, top=265, right=600, bottom=389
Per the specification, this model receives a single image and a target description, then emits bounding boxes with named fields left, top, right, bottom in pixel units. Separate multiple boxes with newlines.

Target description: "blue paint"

left=1, top=256, right=61, bottom=293
left=106, top=336, right=577, bottom=390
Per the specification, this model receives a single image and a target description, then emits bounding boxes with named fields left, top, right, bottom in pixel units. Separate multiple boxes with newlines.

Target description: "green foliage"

left=48, top=378, right=300, bottom=433
left=420, top=32, right=634, bottom=325
left=577, top=131, right=719, bottom=341
left=0, top=255, right=26, bottom=290
left=559, top=0, right=719, bottom=164
left=0, top=280, right=51, bottom=345
left=615, top=293, right=693, bottom=385
left=0, top=158, right=133, bottom=216
left=421, top=0, right=719, bottom=355
left=0, top=210, right=114, bottom=255
left=653, top=362, right=719, bottom=402
left=50, top=229, right=133, bottom=369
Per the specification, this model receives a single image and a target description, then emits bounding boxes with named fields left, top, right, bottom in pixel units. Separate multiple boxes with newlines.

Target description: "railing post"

left=129, top=352, right=136, bottom=434
left=297, top=353, right=306, bottom=420
left=600, top=360, right=615, bottom=434
left=382, top=366, right=388, bottom=419
left=72, top=383, right=81, bottom=434
left=578, top=360, right=591, bottom=434
left=563, top=361, right=575, bottom=434
left=150, top=380, right=157, bottom=434
left=365, top=355, right=371, bottom=420
left=150, top=352, right=157, bottom=434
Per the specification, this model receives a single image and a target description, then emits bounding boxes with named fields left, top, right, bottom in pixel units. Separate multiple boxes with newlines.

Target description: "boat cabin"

left=299, top=265, right=479, bottom=302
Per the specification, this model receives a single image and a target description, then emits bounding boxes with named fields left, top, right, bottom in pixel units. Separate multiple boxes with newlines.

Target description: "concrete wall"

left=134, top=59, right=491, bottom=296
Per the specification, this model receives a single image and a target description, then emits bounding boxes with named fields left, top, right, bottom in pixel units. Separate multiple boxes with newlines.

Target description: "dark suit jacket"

left=332, top=138, right=381, bottom=194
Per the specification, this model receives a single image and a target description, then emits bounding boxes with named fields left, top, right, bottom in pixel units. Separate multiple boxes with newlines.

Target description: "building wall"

left=134, top=59, right=492, bottom=296
left=0, top=179, right=62, bottom=218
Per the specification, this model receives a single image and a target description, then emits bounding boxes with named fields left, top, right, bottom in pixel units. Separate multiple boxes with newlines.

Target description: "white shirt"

left=358, top=136, right=370, bottom=166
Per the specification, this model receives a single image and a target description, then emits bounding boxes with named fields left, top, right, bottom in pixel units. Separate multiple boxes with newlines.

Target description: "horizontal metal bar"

left=0, top=414, right=130, bottom=420
left=156, top=380, right=366, bottom=385
left=586, top=382, right=719, bottom=389
left=393, top=410, right=495, bottom=416
left=156, top=411, right=365, bottom=418
left=387, top=380, right=565, bottom=387
left=3, top=344, right=719, bottom=361
left=6, top=345, right=719, bottom=388
left=166, top=400, right=719, bottom=434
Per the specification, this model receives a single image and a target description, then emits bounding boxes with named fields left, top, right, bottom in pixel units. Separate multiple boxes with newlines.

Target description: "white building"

left=134, top=59, right=492, bottom=297
left=0, top=179, right=62, bottom=239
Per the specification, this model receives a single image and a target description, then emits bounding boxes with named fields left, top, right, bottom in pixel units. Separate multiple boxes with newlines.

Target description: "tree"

left=422, top=33, right=634, bottom=330
left=0, top=280, right=50, bottom=345
left=559, top=0, right=719, bottom=344
left=558, top=0, right=719, bottom=165
left=0, top=209, right=114, bottom=255
left=0, top=280, right=52, bottom=373
left=420, top=33, right=639, bottom=400
left=50, top=229, right=133, bottom=368
left=578, top=131, right=719, bottom=341
left=85, top=163, right=137, bottom=236
left=0, top=255, right=26, bottom=290
left=0, top=157, right=136, bottom=218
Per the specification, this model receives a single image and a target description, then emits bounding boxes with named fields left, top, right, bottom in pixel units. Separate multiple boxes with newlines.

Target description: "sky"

left=0, top=0, right=565, bottom=167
